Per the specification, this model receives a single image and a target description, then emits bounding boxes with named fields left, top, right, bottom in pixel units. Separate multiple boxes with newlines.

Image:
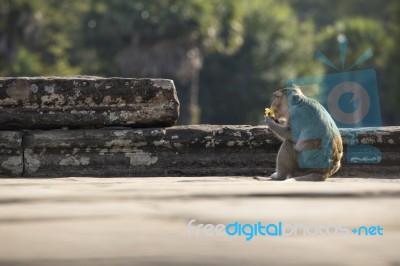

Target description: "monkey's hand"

left=265, top=108, right=280, bottom=124
left=264, top=115, right=276, bottom=125
left=265, top=116, right=292, bottom=141
left=264, top=115, right=281, bottom=126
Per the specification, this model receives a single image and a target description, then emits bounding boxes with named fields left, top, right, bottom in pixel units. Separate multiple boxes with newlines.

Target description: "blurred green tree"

left=316, top=18, right=392, bottom=124
left=288, top=0, right=398, bottom=125
left=0, top=0, right=88, bottom=76
left=288, top=0, right=391, bottom=29
left=0, top=0, right=41, bottom=75
left=1, top=0, right=398, bottom=125
left=316, top=18, right=389, bottom=71
left=386, top=0, right=400, bottom=124
left=82, top=0, right=244, bottom=124
left=199, top=0, right=322, bottom=125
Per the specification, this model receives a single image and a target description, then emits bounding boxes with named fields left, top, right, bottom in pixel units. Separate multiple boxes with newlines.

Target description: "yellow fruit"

left=265, top=108, right=275, bottom=118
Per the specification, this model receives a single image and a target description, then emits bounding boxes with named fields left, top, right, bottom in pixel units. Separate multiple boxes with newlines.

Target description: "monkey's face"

left=270, top=90, right=289, bottom=119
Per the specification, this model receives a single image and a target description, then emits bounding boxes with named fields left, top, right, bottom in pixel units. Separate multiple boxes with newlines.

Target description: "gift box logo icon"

left=286, top=36, right=382, bottom=164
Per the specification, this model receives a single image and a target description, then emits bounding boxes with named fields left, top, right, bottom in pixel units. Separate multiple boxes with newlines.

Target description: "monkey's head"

left=270, top=86, right=304, bottom=119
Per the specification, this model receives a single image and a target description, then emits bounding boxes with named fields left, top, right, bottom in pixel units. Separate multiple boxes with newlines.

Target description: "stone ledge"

left=0, top=77, right=179, bottom=129
left=0, top=125, right=399, bottom=177
left=22, top=125, right=278, bottom=177
left=0, top=131, right=23, bottom=177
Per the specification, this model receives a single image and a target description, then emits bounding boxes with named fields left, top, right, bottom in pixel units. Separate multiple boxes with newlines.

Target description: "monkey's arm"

left=265, top=116, right=292, bottom=141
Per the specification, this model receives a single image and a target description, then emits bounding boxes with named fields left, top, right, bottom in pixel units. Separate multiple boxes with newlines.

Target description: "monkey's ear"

left=289, top=92, right=301, bottom=105
left=273, top=91, right=283, bottom=97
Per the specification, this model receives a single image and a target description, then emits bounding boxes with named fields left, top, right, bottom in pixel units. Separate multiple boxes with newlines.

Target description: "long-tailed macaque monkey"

left=265, top=86, right=343, bottom=181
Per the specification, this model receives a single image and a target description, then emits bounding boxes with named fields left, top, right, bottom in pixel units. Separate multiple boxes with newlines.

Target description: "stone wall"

left=0, top=125, right=399, bottom=177
left=0, top=77, right=399, bottom=178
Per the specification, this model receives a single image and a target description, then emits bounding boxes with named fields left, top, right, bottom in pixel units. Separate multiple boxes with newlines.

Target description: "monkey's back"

left=289, top=95, right=343, bottom=172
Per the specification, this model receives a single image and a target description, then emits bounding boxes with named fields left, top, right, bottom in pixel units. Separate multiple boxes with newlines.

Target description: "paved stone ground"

left=0, top=176, right=399, bottom=266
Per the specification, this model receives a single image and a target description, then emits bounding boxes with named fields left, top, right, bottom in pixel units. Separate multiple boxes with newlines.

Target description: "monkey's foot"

left=293, top=173, right=327, bottom=182
left=270, top=172, right=287, bottom=180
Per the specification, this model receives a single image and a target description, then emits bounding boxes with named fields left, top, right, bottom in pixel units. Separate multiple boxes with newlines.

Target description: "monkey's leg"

left=271, top=140, right=298, bottom=180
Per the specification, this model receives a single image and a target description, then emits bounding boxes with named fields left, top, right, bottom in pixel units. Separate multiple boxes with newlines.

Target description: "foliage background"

left=0, top=0, right=398, bottom=125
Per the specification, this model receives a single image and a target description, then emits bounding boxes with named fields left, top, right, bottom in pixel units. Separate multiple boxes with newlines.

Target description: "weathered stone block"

left=21, top=126, right=400, bottom=177
left=0, top=131, right=23, bottom=177
left=22, top=125, right=280, bottom=177
left=338, top=126, right=400, bottom=176
left=0, top=77, right=179, bottom=129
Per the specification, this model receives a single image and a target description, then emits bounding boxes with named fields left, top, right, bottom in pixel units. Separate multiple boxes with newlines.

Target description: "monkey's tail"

left=327, top=161, right=341, bottom=176
left=330, top=135, right=343, bottom=176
